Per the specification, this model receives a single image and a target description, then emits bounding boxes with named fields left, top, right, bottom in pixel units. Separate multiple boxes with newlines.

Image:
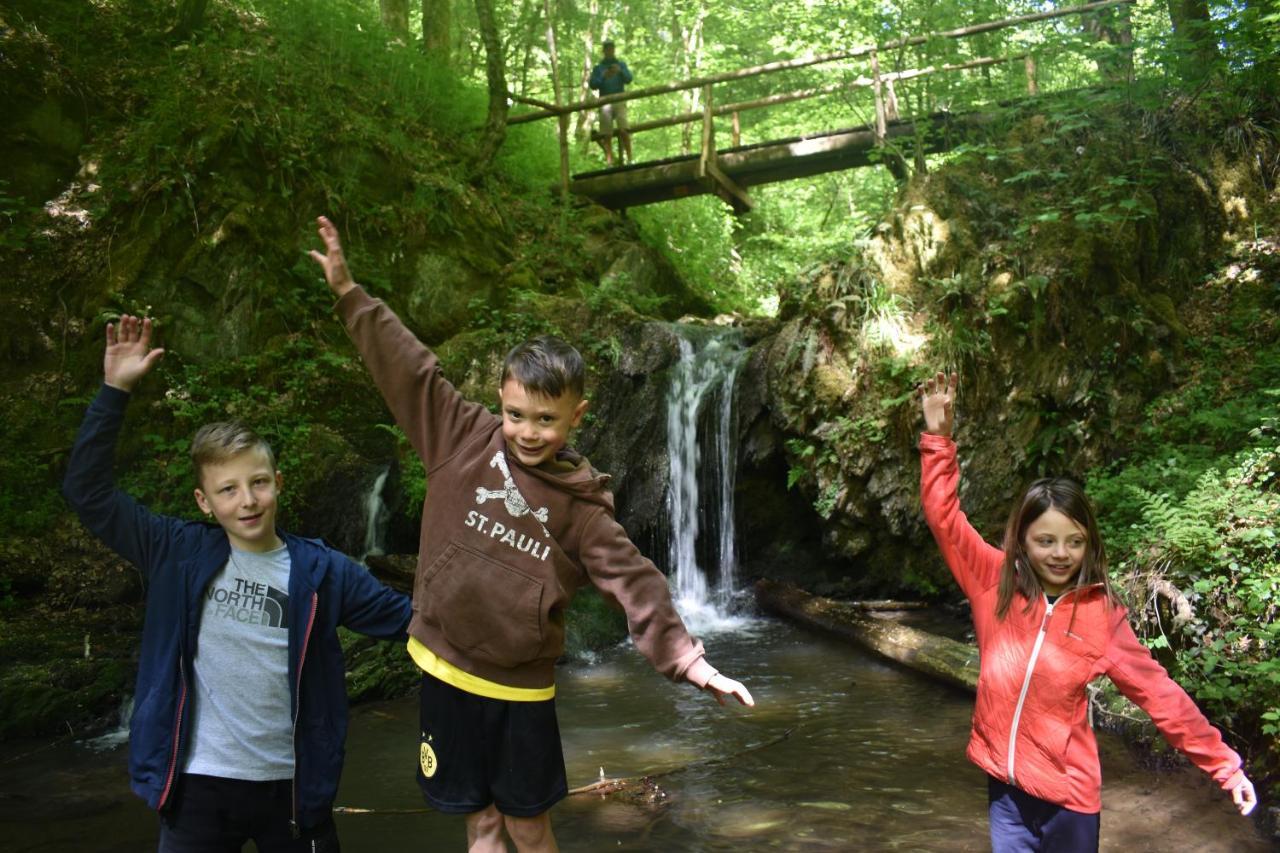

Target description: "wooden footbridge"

left=566, top=108, right=998, bottom=214
left=509, top=0, right=1134, bottom=214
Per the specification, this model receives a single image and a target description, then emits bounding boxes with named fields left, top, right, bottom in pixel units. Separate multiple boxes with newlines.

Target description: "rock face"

left=739, top=115, right=1269, bottom=596
left=575, top=322, right=685, bottom=558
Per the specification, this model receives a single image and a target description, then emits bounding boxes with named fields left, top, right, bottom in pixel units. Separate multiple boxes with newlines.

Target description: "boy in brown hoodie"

left=309, top=216, right=753, bottom=852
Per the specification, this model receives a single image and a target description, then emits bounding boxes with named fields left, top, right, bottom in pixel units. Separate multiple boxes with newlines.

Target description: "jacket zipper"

left=1006, top=597, right=1055, bottom=787
left=157, top=664, right=188, bottom=809
left=290, top=591, right=319, bottom=839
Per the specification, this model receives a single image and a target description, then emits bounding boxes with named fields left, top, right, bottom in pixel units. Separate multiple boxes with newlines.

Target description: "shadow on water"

left=4, top=618, right=1264, bottom=852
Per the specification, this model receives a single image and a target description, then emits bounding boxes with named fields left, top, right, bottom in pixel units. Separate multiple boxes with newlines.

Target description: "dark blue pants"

left=158, top=773, right=340, bottom=853
left=988, top=776, right=1100, bottom=853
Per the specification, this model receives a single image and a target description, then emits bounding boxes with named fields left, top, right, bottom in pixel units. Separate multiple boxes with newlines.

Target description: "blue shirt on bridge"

left=589, top=58, right=633, bottom=96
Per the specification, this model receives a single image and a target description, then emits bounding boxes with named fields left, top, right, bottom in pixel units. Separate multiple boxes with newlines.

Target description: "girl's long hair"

left=997, top=476, right=1120, bottom=618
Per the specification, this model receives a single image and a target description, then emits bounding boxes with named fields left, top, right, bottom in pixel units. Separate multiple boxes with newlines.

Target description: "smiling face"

left=194, top=448, right=285, bottom=552
left=1022, top=508, right=1087, bottom=596
left=498, top=379, right=588, bottom=468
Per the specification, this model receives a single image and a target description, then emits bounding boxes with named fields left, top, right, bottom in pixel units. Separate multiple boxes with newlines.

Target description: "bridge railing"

left=508, top=0, right=1136, bottom=203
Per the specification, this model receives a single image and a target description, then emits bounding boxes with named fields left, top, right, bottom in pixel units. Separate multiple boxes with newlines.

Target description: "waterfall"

left=664, top=325, right=750, bottom=632
left=82, top=694, right=133, bottom=751
left=361, top=467, right=390, bottom=562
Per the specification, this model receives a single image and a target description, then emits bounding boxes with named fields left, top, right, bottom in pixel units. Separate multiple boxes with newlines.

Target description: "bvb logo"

left=420, top=741, right=438, bottom=778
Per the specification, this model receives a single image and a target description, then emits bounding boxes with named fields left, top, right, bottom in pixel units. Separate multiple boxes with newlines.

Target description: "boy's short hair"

left=191, top=421, right=277, bottom=483
left=501, top=335, right=585, bottom=400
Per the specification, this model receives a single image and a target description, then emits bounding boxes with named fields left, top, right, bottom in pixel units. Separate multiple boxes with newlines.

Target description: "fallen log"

left=754, top=579, right=978, bottom=692
left=364, top=553, right=416, bottom=594
left=839, top=599, right=929, bottom=611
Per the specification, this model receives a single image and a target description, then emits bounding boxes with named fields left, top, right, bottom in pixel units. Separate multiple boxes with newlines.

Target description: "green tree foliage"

left=1089, top=240, right=1280, bottom=790
left=466, top=0, right=1276, bottom=312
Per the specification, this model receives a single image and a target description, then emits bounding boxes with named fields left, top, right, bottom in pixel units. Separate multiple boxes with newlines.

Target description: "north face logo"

left=205, top=578, right=290, bottom=629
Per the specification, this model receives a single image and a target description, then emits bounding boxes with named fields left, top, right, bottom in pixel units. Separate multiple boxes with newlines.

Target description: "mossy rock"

left=562, top=587, right=628, bottom=661
left=339, top=627, right=420, bottom=703
left=279, top=423, right=390, bottom=557
left=0, top=658, right=132, bottom=740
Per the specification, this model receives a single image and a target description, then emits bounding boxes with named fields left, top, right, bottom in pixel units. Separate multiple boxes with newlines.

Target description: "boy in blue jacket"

left=62, top=315, right=412, bottom=853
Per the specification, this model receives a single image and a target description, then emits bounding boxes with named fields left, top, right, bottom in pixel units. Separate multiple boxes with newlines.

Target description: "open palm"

left=104, top=315, right=164, bottom=392
left=919, top=371, right=958, bottom=437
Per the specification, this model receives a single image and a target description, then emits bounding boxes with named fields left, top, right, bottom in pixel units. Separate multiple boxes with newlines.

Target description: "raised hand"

left=1231, top=776, right=1257, bottom=816
left=919, top=370, right=958, bottom=438
left=705, top=672, right=755, bottom=707
left=104, top=315, right=165, bottom=393
left=308, top=215, right=356, bottom=298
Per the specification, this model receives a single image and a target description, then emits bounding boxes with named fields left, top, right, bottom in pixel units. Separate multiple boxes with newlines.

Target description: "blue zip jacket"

left=62, top=384, right=411, bottom=829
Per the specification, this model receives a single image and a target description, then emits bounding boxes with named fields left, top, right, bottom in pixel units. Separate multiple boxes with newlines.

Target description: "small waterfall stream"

left=82, top=694, right=133, bottom=752
left=662, top=325, right=750, bottom=632
left=360, top=467, right=390, bottom=563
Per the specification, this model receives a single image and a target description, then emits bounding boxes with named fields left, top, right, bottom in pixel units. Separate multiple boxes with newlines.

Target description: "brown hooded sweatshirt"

left=337, top=287, right=709, bottom=693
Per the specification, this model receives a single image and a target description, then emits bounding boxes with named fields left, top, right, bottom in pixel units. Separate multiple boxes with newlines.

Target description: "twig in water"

left=335, top=729, right=795, bottom=816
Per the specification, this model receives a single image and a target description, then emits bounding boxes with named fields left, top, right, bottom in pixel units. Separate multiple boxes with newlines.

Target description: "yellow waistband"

left=407, top=636, right=555, bottom=702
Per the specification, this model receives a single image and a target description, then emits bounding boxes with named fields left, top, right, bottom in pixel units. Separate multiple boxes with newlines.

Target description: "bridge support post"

left=695, top=84, right=752, bottom=214
left=871, top=50, right=910, bottom=182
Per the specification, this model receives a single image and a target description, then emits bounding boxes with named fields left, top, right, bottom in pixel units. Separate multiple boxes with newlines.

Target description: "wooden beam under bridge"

left=570, top=107, right=1001, bottom=211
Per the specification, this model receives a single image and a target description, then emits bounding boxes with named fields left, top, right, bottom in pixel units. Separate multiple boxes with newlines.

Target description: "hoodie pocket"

left=418, top=543, right=545, bottom=668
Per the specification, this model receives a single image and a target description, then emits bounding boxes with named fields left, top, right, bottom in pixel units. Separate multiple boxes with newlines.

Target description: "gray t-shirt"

left=183, top=544, right=294, bottom=781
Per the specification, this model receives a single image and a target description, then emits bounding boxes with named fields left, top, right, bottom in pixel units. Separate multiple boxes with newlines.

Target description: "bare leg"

left=620, top=130, right=633, bottom=163
left=465, top=805, right=507, bottom=853
left=504, top=811, right=558, bottom=853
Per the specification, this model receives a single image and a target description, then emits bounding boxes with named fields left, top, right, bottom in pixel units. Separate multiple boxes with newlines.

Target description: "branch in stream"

left=335, top=729, right=794, bottom=815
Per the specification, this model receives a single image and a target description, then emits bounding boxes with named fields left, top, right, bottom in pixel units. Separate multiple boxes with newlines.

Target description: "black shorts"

left=158, top=774, right=340, bottom=853
left=415, top=672, right=568, bottom=817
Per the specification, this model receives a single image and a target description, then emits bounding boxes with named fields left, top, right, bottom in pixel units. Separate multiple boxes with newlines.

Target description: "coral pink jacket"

left=920, top=432, right=1244, bottom=813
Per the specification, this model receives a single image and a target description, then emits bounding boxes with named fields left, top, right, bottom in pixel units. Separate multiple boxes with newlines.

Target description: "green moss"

left=562, top=587, right=628, bottom=661
left=339, top=628, right=420, bottom=703
left=0, top=629, right=134, bottom=740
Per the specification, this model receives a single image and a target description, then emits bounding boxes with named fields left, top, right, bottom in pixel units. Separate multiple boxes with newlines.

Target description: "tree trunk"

left=514, top=0, right=540, bottom=97
left=676, top=1, right=708, bottom=154
left=472, top=0, right=509, bottom=169
left=1165, top=0, right=1221, bottom=76
left=544, top=0, right=570, bottom=196
left=170, top=0, right=210, bottom=40
left=754, top=580, right=979, bottom=692
left=380, top=0, right=410, bottom=37
left=573, top=0, right=603, bottom=144
left=1082, top=3, right=1133, bottom=84
left=423, top=0, right=452, bottom=61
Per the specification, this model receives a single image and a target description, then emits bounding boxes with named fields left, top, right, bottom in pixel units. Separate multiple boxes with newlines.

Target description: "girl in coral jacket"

left=917, top=371, right=1257, bottom=851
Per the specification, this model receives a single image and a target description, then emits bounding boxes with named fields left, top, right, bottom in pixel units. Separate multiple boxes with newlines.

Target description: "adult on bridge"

left=589, top=40, right=634, bottom=167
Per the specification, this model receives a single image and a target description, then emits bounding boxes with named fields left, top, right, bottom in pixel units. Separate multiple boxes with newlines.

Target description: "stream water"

left=0, top=619, right=1266, bottom=852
